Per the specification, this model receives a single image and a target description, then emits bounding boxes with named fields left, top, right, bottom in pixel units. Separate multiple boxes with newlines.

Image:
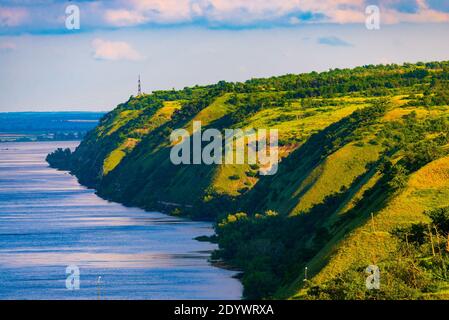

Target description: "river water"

left=0, top=141, right=242, bottom=300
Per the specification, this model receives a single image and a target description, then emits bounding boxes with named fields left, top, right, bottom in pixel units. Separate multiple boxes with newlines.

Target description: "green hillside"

left=47, top=61, right=449, bottom=299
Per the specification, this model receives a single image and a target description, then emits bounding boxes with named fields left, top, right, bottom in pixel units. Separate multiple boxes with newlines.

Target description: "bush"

left=46, top=148, right=72, bottom=170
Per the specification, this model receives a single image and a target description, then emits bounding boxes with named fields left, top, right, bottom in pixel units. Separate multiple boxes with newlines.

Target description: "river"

left=0, top=141, right=242, bottom=300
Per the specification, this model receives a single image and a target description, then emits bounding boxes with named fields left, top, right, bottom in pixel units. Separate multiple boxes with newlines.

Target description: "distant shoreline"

left=0, top=112, right=104, bottom=143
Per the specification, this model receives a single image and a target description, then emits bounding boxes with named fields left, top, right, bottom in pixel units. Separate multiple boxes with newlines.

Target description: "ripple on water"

left=0, top=142, right=242, bottom=300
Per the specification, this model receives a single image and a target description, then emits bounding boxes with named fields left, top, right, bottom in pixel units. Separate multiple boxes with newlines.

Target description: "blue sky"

left=1, top=1, right=449, bottom=111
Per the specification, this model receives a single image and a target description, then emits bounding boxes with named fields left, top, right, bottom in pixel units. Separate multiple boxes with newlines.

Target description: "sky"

left=0, top=0, right=449, bottom=112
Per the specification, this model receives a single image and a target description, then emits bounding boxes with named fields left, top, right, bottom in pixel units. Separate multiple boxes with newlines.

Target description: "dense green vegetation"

left=48, top=61, right=449, bottom=299
left=46, top=148, right=73, bottom=171
left=306, top=207, right=449, bottom=299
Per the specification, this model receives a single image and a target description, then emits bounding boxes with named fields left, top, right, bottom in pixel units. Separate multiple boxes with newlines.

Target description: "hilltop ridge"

left=47, top=61, right=449, bottom=299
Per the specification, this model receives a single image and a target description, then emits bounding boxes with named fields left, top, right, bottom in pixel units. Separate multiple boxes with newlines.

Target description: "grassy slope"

left=291, top=143, right=382, bottom=215
left=58, top=61, right=449, bottom=299
left=96, top=93, right=374, bottom=216
left=286, top=155, right=449, bottom=299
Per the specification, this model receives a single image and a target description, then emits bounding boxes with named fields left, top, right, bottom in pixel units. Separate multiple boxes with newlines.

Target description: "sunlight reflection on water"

left=0, top=142, right=242, bottom=300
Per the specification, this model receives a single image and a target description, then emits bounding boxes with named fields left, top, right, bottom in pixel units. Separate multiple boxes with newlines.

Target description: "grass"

left=287, top=155, right=449, bottom=299
left=102, top=101, right=181, bottom=176
left=185, top=94, right=233, bottom=130
left=211, top=164, right=256, bottom=196
left=103, top=148, right=126, bottom=175
left=94, top=93, right=449, bottom=299
left=63, top=61, right=449, bottom=299
left=247, top=100, right=367, bottom=144
left=205, top=97, right=374, bottom=199
left=291, top=143, right=382, bottom=215
left=105, top=110, right=141, bottom=136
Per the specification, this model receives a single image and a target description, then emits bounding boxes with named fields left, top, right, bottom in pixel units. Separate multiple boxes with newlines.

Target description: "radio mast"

left=137, top=75, right=142, bottom=96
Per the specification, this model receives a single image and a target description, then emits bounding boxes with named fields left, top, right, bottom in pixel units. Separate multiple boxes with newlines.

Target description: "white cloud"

left=91, top=39, right=144, bottom=61
left=114, top=0, right=449, bottom=25
left=2, top=0, right=449, bottom=34
left=113, top=0, right=366, bottom=25
left=0, top=6, right=28, bottom=27
left=104, top=9, right=149, bottom=27
left=130, top=0, right=192, bottom=22
left=380, top=0, right=449, bottom=24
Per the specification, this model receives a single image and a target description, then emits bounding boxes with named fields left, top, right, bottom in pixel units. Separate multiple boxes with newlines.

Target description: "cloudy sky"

left=1, top=0, right=449, bottom=111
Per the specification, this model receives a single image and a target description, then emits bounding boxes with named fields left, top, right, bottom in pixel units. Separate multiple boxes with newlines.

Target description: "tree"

left=46, top=148, right=72, bottom=170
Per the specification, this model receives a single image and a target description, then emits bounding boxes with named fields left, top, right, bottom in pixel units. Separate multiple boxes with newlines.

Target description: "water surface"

left=0, top=142, right=242, bottom=300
